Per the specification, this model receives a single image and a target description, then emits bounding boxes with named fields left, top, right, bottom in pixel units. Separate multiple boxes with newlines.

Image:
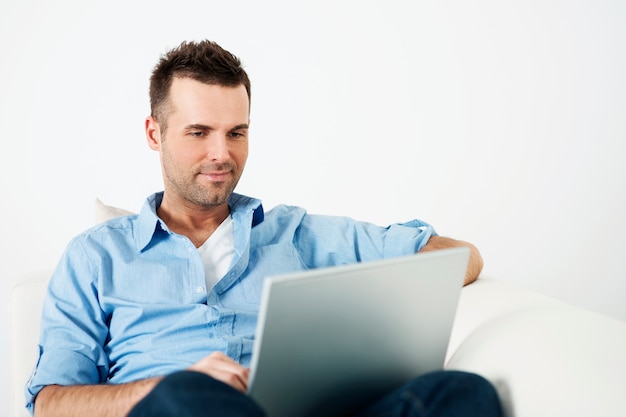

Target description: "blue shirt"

left=26, top=192, right=435, bottom=412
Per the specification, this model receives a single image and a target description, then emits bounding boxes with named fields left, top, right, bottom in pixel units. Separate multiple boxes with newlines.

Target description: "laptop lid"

left=247, top=247, right=469, bottom=417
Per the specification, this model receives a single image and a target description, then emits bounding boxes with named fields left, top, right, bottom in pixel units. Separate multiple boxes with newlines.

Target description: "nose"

left=206, top=134, right=230, bottom=162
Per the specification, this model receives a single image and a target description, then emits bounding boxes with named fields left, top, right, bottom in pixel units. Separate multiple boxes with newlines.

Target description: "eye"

left=228, top=131, right=245, bottom=139
left=189, top=131, right=205, bottom=137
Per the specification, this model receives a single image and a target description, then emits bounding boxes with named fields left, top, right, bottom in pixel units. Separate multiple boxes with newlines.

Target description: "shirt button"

left=195, top=287, right=204, bottom=294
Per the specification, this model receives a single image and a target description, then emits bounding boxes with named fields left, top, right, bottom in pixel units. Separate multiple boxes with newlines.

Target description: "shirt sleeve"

left=294, top=212, right=437, bottom=268
left=25, top=236, right=110, bottom=414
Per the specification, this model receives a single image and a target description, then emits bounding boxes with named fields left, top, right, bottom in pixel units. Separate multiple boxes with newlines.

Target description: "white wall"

left=2, top=0, right=625, bottom=414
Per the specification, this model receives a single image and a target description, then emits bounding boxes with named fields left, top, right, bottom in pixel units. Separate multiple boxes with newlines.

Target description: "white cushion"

left=94, top=198, right=135, bottom=223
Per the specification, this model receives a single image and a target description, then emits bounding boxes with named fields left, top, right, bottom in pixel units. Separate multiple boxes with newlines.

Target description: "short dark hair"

left=149, top=40, right=251, bottom=132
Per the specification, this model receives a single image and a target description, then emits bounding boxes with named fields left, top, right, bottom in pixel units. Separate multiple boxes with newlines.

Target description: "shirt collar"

left=135, top=191, right=264, bottom=252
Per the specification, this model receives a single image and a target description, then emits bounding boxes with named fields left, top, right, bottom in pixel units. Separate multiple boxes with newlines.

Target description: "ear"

left=145, top=116, right=161, bottom=151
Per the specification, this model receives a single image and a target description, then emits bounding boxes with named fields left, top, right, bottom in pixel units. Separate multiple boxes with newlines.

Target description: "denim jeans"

left=128, top=370, right=504, bottom=417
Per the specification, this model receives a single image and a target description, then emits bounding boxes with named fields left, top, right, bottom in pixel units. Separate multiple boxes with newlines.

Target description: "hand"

left=186, top=352, right=250, bottom=393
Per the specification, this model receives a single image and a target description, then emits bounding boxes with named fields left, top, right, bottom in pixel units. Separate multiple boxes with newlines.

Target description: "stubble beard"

left=164, top=162, right=242, bottom=209
left=185, top=173, right=239, bottom=208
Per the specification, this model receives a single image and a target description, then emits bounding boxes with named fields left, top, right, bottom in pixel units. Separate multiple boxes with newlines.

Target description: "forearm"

left=419, top=236, right=484, bottom=286
left=34, top=377, right=162, bottom=417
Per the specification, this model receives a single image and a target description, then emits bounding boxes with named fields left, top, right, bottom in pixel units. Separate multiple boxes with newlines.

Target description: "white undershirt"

left=197, top=215, right=235, bottom=291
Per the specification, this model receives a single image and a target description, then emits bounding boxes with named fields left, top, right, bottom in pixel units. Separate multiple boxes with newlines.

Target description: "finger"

left=187, top=353, right=250, bottom=392
left=210, top=368, right=249, bottom=393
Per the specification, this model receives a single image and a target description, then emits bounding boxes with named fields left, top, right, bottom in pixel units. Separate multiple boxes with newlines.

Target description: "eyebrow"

left=184, top=123, right=249, bottom=131
left=231, top=123, right=250, bottom=131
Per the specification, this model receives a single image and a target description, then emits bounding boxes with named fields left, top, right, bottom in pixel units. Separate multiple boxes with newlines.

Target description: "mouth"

left=198, top=170, right=232, bottom=182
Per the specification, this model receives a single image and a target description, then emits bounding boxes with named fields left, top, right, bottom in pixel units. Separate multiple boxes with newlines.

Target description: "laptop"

left=247, top=247, right=469, bottom=417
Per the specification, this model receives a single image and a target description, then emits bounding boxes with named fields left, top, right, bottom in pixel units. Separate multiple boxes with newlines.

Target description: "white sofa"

left=9, top=203, right=626, bottom=417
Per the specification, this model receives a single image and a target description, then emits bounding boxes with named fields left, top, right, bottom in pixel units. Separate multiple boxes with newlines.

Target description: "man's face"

left=147, top=77, right=250, bottom=210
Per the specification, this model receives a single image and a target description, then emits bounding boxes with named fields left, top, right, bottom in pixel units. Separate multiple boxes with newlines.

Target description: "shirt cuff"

left=25, top=347, right=105, bottom=414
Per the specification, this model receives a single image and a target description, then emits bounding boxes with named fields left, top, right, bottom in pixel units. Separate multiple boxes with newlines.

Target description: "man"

left=27, top=40, right=502, bottom=417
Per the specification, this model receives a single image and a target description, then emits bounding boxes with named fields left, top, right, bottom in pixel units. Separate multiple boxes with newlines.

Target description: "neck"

left=157, top=196, right=230, bottom=247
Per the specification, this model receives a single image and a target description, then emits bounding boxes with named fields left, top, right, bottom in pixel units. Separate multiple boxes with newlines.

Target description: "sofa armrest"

left=9, top=272, right=50, bottom=417
left=447, top=277, right=626, bottom=417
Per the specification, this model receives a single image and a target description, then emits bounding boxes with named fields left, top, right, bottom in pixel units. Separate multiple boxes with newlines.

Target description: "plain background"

left=2, top=0, right=625, bottom=414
